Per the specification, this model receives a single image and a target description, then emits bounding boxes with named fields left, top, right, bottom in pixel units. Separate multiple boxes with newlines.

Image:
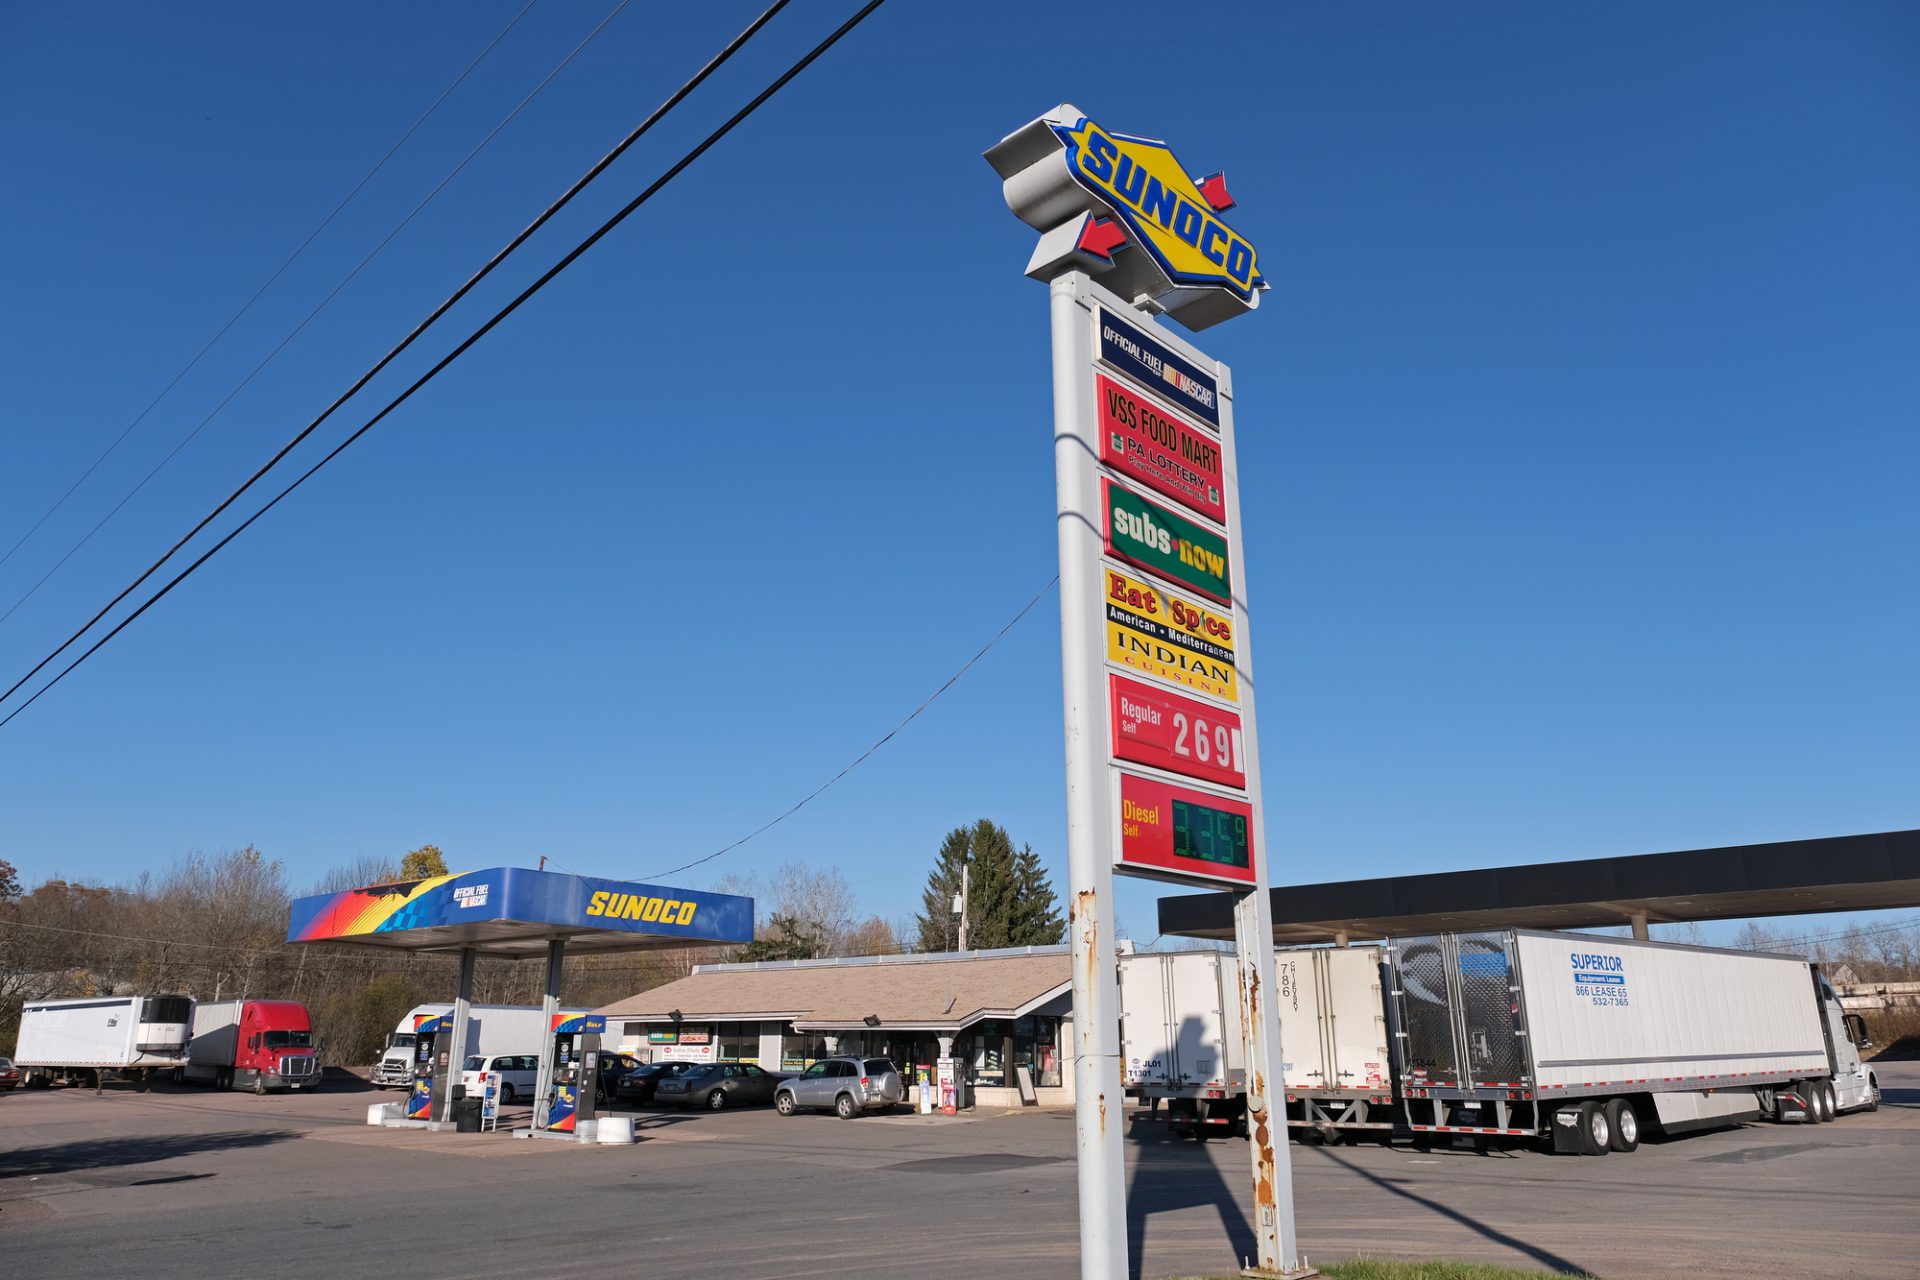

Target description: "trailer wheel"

left=1575, top=1100, right=1610, bottom=1155
left=24, top=1068, right=50, bottom=1090
left=1604, top=1099, right=1639, bottom=1152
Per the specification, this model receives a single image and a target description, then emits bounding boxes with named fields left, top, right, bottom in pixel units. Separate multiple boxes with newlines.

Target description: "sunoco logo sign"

left=1051, top=117, right=1263, bottom=300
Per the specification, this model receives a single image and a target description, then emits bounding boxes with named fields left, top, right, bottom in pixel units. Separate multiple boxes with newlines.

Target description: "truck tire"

left=253, top=1074, right=266, bottom=1096
left=24, top=1068, right=50, bottom=1090
left=1604, top=1099, right=1639, bottom=1152
left=1801, top=1082, right=1826, bottom=1124
left=1575, top=1100, right=1610, bottom=1155
left=1818, top=1081, right=1837, bottom=1122
left=1865, top=1075, right=1880, bottom=1113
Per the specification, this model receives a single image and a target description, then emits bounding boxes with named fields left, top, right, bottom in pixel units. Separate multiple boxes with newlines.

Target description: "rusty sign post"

left=988, top=107, right=1309, bottom=1280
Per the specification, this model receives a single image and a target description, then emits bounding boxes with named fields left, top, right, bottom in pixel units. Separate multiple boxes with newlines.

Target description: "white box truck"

left=1390, top=928, right=1878, bottom=1154
left=371, top=1003, right=583, bottom=1088
left=15, top=994, right=195, bottom=1089
left=1121, top=948, right=1392, bottom=1139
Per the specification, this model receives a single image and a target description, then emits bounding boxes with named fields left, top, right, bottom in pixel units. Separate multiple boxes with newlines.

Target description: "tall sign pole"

left=988, top=107, right=1309, bottom=1280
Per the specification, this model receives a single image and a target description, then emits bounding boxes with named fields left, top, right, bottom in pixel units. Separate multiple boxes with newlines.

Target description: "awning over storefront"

left=598, top=945, right=1072, bottom=1033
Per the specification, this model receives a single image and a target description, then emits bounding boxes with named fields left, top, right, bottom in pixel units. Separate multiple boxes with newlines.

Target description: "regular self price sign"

left=1114, top=769, right=1256, bottom=887
left=1108, top=673, right=1246, bottom=789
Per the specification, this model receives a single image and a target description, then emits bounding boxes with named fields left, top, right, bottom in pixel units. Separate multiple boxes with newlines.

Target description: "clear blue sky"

left=1, top=2, right=1914, bottom=945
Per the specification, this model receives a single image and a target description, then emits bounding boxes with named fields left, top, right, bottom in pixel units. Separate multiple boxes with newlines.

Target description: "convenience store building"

left=598, top=945, right=1076, bottom=1108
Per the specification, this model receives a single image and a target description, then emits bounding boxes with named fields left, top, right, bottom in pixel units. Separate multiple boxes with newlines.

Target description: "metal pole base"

left=1240, top=1266, right=1318, bottom=1279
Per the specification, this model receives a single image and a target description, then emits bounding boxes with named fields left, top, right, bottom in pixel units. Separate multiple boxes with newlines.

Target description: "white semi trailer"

left=1121, top=930, right=1881, bottom=1153
left=1392, top=928, right=1876, bottom=1153
left=371, top=1003, right=583, bottom=1088
left=14, top=994, right=195, bottom=1089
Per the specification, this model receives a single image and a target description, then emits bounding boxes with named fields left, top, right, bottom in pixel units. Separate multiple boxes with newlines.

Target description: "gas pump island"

left=288, top=868, right=751, bottom=1138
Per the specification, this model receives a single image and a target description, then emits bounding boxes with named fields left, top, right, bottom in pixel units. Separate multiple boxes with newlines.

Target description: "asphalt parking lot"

left=2, top=1063, right=1915, bottom=1279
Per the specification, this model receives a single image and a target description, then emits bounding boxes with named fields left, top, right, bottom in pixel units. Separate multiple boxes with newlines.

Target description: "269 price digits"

left=1172, top=711, right=1240, bottom=773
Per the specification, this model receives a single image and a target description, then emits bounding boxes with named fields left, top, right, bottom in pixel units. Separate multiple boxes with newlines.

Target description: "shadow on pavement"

left=1313, top=1146, right=1594, bottom=1276
left=1877, top=1087, right=1919, bottom=1107
left=0, top=1129, right=301, bottom=1180
left=1125, top=1123, right=1255, bottom=1280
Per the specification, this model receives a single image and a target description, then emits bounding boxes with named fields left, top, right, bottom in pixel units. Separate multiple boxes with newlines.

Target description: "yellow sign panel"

left=1103, top=566, right=1238, bottom=704
left=1053, top=116, right=1263, bottom=300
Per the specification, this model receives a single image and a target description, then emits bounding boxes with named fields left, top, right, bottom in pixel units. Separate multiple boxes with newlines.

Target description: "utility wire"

left=641, top=575, right=1059, bottom=881
left=0, top=0, right=633, bottom=630
left=0, top=0, right=801, bottom=715
left=0, top=0, right=541, bottom=579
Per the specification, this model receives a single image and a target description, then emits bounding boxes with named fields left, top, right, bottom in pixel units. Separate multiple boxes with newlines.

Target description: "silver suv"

left=774, top=1056, right=904, bottom=1118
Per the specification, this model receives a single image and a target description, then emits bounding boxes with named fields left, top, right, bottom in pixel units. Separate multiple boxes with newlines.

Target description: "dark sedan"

left=653, top=1062, right=785, bottom=1110
left=617, top=1060, right=702, bottom=1104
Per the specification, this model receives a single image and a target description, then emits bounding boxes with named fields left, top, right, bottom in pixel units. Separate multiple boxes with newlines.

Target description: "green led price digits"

left=1170, top=798, right=1249, bottom=869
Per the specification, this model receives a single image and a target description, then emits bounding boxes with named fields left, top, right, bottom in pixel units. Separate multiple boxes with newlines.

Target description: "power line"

left=0, top=0, right=541, bottom=580
left=0, top=0, right=803, bottom=716
left=0, top=0, right=634, bottom=630
left=641, top=576, right=1059, bottom=882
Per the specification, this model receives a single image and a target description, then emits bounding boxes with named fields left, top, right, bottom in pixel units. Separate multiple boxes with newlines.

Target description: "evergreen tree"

left=1008, top=843, right=1065, bottom=945
left=914, top=820, right=1055, bottom=952
left=738, top=914, right=823, bottom=962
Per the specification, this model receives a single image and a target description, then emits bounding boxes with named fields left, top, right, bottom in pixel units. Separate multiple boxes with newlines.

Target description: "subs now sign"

left=1105, top=479, right=1229, bottom=604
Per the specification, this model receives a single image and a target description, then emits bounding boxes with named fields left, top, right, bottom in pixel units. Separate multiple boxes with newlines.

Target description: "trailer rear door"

left=1321, top=947, right=1390, bottom=1093
left=1390, top=932, right=1530, bottom=1092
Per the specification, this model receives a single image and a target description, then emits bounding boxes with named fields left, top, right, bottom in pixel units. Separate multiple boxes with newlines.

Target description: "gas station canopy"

left=1157, top=828, right=1920, bottom=945
left=287, top=867, right=753, bottom=956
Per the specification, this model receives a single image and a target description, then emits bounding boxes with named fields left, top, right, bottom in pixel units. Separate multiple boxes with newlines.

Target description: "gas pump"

left=405, top=1013, right=454, bottom=1121
left=541, top=1013, right=607, bottom=1133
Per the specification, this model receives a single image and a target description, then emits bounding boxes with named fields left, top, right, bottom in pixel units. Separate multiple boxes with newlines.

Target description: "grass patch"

left=1319, top=1263, right=1591, bottom=1280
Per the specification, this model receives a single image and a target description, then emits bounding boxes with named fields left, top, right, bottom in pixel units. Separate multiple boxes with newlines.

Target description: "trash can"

left=454, top=1097, right=484, bottom=1133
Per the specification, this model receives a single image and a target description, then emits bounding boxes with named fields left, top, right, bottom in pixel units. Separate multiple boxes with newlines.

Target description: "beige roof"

left=597, top=950, right=1072, bottom=1032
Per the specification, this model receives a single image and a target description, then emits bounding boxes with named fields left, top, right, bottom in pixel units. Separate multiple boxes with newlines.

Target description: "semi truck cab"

left=1814, top=970, right=1879, bottom=1114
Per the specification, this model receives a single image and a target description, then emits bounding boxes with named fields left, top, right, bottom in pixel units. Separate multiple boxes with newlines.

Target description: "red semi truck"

left=181, top=1000, right=319, bottom=1093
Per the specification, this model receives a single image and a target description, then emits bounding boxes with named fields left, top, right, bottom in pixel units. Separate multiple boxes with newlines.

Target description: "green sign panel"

left=647, top=1029, right=679, bottom=1044
left=1103, top=479, right=1230, bottom=603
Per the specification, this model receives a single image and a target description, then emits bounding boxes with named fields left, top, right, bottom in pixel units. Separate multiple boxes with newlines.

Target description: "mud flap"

left=1550, top=1107, right=1586, bottom=1154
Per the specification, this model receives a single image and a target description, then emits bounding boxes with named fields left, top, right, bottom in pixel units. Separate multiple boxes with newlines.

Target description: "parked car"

left=594, top=1052, right=641, bottom=1102
left=460, top=1053, right=539, bottom=1104
left=775, top=1057, right=904, bottom=1118
left=618, top=1060, right=702, bottom=1104
left=655, top=1062, right=785, bottom=1110
left=0, top=1056, right=19, bottom=1090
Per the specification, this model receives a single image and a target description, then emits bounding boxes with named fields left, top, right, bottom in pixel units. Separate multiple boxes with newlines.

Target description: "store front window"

left=782, top=1030, right=830, bottom=1071
left=1013, top=1016, right=1063, bottom=1088
left=716, top=1022, right=759, bottom=1063
left=970, top=1021, right=1007, bottom=1087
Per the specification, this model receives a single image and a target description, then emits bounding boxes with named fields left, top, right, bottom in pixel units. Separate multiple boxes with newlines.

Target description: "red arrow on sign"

left=1195, top=172, right=1236, bottom=212
left=1076, top=214, right=1128, bottom=262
